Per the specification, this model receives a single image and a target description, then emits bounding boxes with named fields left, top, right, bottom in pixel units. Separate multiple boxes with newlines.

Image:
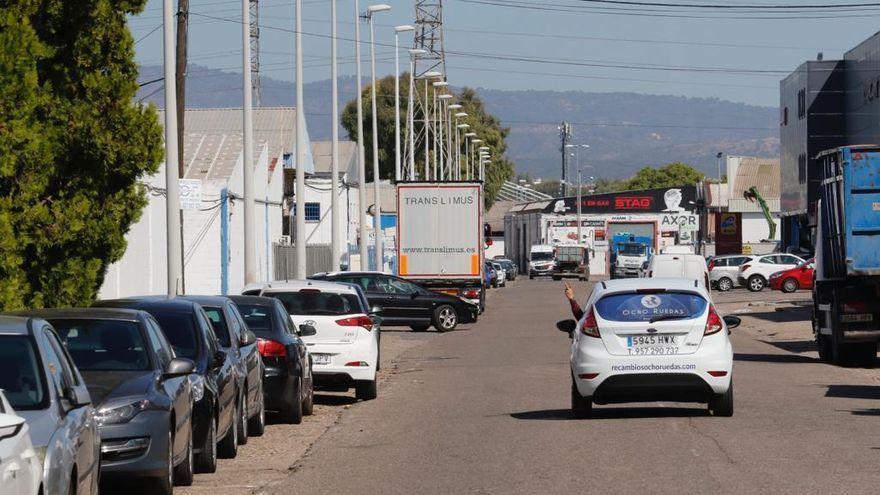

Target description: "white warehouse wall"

left=741, top=213, right=780, bottom=243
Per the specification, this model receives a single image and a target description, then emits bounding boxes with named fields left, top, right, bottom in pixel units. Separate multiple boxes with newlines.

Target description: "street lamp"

left=438, top=93, right=453, bottom=179
left=354, top=0, right=368, bottom=267
left=432, top=80, right=449, bottom=180
left=394, top=25, right=414, bottom=183
left=406, top=49, right=426, bottom=180
left=366, top=3, right=390, bottom=272
left=447, top=104, right=461, bottom=178
left=464, top=132, right=477, bottom=179
left=456, top=122, right=469, bottom=179
left=420, top=71, right=442, bottom=180
left=470, top=139, right=482, bottom=180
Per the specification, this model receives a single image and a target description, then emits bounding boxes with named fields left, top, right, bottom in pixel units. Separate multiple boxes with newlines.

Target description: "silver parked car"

left=0, top=316, right=100, bottom=495
left=708, top=255, right=752, bottom=292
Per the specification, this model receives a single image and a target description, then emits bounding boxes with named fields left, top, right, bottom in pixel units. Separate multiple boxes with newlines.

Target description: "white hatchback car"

left=558, top=278, right=739, bottom=418
left=250, top=280, right=381, bottom=400
left=0, top=390, right=41, bottom=495
left=736, top=253, right=804, bottom=292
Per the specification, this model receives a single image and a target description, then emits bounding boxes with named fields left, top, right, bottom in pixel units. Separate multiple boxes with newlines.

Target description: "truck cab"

left=611, top=240, right=652, bottom=279
left=528, top=244, right=556, bottom=279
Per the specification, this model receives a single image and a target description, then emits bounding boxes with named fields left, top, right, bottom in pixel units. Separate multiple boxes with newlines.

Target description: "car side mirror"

left=63, top=386, right=91, bottom=408
left=370, top=305, right=384, bottom=315
left=164, top=357, right=196, bottom=378
left=213, top=350, right=227, bottom=369
left=239, top=330, right=257, bottom=347
left=299, top=324, right=317, bottom=337
left=556, top=319, right=577, bottom=335
left=722, top=315, right=741, bottom=329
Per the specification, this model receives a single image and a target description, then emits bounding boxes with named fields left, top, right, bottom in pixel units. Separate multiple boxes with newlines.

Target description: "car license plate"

left=312, top=353, right=331, bottom=365
left=841, top=313, right=873, bottom=323
left=627, top=335, right=679, bottom=355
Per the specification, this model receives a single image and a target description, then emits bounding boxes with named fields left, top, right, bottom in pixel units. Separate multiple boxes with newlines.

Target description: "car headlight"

left=95, top=397, right=156, bottom=426
left=189, top=374, right=205, bottom=402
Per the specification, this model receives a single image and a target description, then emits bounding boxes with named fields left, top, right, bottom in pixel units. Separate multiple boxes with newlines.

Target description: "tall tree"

left=341, top=77, right=514, bottom=208
left=0, top=1, right=163, bottom=310
left=623, top=162, right=704, bottom=191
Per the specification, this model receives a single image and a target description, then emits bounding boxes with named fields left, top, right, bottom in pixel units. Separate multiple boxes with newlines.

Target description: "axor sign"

left=660, top=213, right=698, bottom=232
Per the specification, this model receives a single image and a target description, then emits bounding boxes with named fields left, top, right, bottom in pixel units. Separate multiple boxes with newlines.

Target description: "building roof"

left=727, top=156, right=781, bottom=213
left=311, top=141, right=357, bottom=176
left=486, top=200, right=516, bottom=232
left=159, top=107, right=295, bottom=182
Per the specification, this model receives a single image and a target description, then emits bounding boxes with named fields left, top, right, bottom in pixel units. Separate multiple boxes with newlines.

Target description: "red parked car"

left=769, top=258, right=814, bottom=293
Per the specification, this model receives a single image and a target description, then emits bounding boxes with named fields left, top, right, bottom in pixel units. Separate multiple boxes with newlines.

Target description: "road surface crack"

left=686, top=417, right=736, bottom=464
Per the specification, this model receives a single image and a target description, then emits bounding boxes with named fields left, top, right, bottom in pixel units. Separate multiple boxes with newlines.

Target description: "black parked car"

left=228, top=296, right=314, bottom=424
left=95, top=297, right=240, bottom=472
left=310, top=272, right=478, bottom=332
left=181, top=296, right=264, bottom=441
left=11, top=308, right=196, bottom=494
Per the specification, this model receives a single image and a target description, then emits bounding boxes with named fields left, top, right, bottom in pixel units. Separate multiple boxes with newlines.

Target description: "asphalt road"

left=268, top=279, right=880, bottom=495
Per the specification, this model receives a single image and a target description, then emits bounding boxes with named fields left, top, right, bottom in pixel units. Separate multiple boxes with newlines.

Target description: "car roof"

left=178, top=295, right=231, bottom=307
left=596, top=277, right=708, bottom=295
left=258, top=279, right=358, bottom=294
left=311, top=271, right=384, bottom=278
left=8, top=307, right=143, bottom=322
left=95, top=297, right=201, bottom=312
left=226, top=295, right=279, bottom=306
left=0, top=315, right=35, bottom=336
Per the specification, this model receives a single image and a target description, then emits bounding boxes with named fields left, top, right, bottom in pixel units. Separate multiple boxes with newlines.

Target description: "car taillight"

left=705, top=305, right=723, bottom=336
left=741, top=264, right=751, bottom=272
left=580, top=307, right=600, bottom=338
left=462, top=289, right=480, bottom=299
left=336, top=315, right=373, bottom=331
left=256, top=338, right=286, bottom=357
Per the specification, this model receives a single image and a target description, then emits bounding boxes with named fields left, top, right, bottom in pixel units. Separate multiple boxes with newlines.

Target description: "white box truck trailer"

left=397, top=182, right=485, bottom=312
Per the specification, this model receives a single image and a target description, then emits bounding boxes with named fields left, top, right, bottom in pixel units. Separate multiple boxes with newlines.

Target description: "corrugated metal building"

left=726, top=156, right=781, bottom=243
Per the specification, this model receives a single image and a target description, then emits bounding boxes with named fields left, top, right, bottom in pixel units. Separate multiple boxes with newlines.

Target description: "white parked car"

left=644, top=254, right=710, bottom=289
left=0, top=390, right=41, bottom=495
left=558, top=278, right=739, bottom=418
left=490, top=262, right=506, bottom=287
left=708, top=255, right=751, bottom=292
left=737, top=253, right=804, bottom=292
left=249, top=280, right=381, bottom=400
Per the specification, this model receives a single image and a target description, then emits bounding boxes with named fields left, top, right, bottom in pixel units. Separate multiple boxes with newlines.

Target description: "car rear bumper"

left=613, top=267, right=641, bottom=278
left=99, top=410, right=172, bottom=478
left=308, top=342, right=377, bottom=383
left=571, top=335, right=732, bottom=402
left=263, top=365, right=296, bottom=410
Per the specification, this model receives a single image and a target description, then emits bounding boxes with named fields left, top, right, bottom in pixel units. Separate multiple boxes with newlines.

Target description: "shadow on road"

left=510, top=406, right=707, bottom=421
left=826, top=384, right=880, bottom=400
left=761, top=339, right=816, bottom=354
left=850, top=408, right=880, bottom=416
left=741, top=308, right=810, bottom=323
left=734, top=352, right=816, bottom=364
left=313, top=394, right=358, bottom=406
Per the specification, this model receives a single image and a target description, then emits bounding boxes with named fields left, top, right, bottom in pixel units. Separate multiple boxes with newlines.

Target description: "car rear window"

left=235, top=303, right=274, bottom=338
left=51, top=319, right=151, bottom=371
left=594, top=292, right=708, bottom=322
left=151, top=311, right=199, bottom=361
left=267, top=291, right=357, bottom=316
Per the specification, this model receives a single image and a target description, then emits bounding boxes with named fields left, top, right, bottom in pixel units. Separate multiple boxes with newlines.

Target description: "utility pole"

left=330, top=0, right=341, bottom=269
left=249, top=0, right=261, bottom=106
left=558, top=122, right=571, bottom=197
left=175, top=0, right=188, bottom=292
left=243, top=0, right=257, bottom=283
left=163, top=0, right=182, bottom=296
left=294, top=0, right=307, bottom=278
left=355, top=0, right=368, bottom=269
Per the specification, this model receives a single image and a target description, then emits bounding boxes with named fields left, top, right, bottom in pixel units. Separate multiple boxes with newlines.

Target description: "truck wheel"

left=781, top=278, right=799, bottom=293
left=747, top=275, right=766, bottom=292
left=433, top=305, right=458, bottom=332
left=709, top=381, right=734, bottom=417
left=529, top=273, right=534, bottom=280
left=716, top=277, right=733, bottom=292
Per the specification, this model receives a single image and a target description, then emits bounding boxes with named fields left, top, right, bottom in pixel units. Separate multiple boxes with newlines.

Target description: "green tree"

left=341, top=78, right=514, bottom=208
left=0, top=1, right=163, bottom=310
left=623, top=162, right=704, bottom=191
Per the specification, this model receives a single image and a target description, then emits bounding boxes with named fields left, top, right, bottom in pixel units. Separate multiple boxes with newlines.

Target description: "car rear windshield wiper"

left=648, top=314, right=691, bottom=324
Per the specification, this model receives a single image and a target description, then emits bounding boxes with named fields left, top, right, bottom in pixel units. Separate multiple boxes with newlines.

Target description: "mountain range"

left=138, top=64, right=779, bottom=179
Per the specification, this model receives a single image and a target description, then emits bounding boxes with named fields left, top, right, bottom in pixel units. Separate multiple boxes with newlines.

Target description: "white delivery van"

left=646, top=253, right=710, bottom=289
left=660, top=245, right=695, bottom=254
left=528, top=244, right=555, bottom=279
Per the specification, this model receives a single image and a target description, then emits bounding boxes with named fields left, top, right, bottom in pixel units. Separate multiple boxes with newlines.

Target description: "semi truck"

left=397, top=182, right=485, bottom=313
left=813, top=146, right=880, bottom=365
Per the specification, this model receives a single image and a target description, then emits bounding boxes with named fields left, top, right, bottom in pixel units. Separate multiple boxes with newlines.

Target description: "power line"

left=574, top=0, right=880, bottom=9
left=135, top=23, right=162, bottom=44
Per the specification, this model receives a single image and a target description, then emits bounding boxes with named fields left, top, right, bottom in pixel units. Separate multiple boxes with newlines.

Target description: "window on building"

left=304, top=202, right=320, bottom=222
left=798, top=153, right=807, bottom=184
left=797, top=89, right=806, bottom=119
left=782, top=106, right=788, bottom=126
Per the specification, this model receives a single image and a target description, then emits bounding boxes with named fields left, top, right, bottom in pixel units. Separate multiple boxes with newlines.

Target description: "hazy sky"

left=130, top=0, right=880, bottom=107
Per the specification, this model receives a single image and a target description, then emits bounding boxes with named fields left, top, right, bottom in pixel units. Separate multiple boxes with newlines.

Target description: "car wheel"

left=217, top=401, right=238, bottom=459
left=747, top=275, right=766, bottom=292
left=236, top=392, right=248, bottom=445
left=194, top=414, right=217, bottom=473
left=529, top=274, right=534, bottom=280
left=247, top=386, right=266, bottom=436
left=781, top=278, right=799, bottom=293
left=716, top=277, right=733, bottom=292
left=571, top=381, right=592, bottom=419
left=151, top=430, right=174, bottom=495
left=281, top=377, right=304, bottom=425
left=410, top=324, right=429, bottom=332
left=302, top=368, right=315, bottom=416
left=173, top=425, right=194, bottom=486
left=356, top=379, right=378, bottom=401
left=709, top=381, right=734, bottom=417
left=433, top=305, right=458, bottom=332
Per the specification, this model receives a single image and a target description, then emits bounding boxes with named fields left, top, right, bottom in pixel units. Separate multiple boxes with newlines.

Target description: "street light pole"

left=438, top=94, right=453, bottom=179
left=294, top=0, right=307, bottom=278
left=393, top=25, right=413, bottom=183
left=330, top=0, right=341, bottom=269
left=406, top=49, right=425, bottom=180
left=354, top=0, right=368, bottom=268
left=163, top=0, right=182, bottom=295
left=367, top=3, right=391, bottom=272
left=464, top=132, right=477, bottom=178
left=470, top=139, right=482, bottom=181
